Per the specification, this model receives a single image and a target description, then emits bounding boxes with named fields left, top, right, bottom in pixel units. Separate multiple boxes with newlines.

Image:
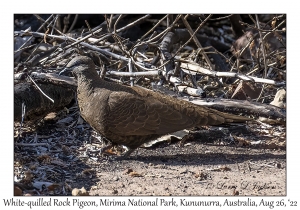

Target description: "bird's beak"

left=58, top=67, right=71, bottom=76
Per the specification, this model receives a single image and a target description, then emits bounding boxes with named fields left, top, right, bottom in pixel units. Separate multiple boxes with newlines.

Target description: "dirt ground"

left=89, top=146, right=285, bottom=196
left=14, top=118, right=286, bottom=196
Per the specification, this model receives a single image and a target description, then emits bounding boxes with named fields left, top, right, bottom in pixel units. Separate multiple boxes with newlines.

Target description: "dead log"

left=188, top=98, right=285, bottom=124
left=14, top=81, right=74, bottom=122
left=151, top=83, right=285, bottom=124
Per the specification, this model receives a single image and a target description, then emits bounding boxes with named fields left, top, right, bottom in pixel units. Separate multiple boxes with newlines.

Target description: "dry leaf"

left=232, top=135, right=250, bottom=147
left=72, top=187, right=89, bottom=196
left=103, top=148, right=117, bottom=155
left=233, top=188, right=239, bottom=196
left=37, top=154, right=51, bottom=163
left=123, top=168, right=133, bottom=174
left=47, top=184, right=60, bottom=192
left=129, top=172, right=143, bottom=177
left=207, top=166, right=231, bottom=172
left=271, top=19, right=277, bottom=29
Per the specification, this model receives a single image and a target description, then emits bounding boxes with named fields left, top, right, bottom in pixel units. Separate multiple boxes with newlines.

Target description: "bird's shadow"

left=114, top=151, right=286, bottom=166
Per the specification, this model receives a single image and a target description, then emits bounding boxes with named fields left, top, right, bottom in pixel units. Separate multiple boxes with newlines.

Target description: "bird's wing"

left=106, top=91, right=197, bottom=136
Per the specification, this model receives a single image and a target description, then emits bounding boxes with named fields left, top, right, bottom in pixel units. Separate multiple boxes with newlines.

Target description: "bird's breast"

left=77, top=86, right=111, bottom=135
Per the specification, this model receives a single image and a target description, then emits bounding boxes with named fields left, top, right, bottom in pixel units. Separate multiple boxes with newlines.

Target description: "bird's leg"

left=179, top=130, right=193, bottom=147
left=110, top=148, right=137, bottom=161
left=122, top=148, right=136, bottom=157
left=100, top=143, right=137, bottom=160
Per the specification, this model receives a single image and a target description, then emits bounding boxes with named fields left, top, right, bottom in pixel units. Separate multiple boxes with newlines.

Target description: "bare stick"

left=92, top=14, right=151, bottom=44
left=180, top=61, right=284, bottom=86
left=14, top=43, right=37, bottom=54
left=159, top=14, right=212, bottom=69
left=51, top=15, right=59, bottom=35
left=131, top=57, right=161, bottom=71
left=87, top=38, right=122, bottom=53
left=145, top=15, right=182, bottom=44
left=17, top=102, right=26, bottom=141
left=255, top=15, right=268, bottom=102
left=181, top=15, right=213, bottom=70
left=28, top=75, right=54, bottom=103
left=85, top=20, right=93, bottom=35
left=169, top=76, right=204, bottom=97
left=67, top=14, right=78, bottom=33
left=29, top=15, right=129, bottom=61
left=139, top=14, right=168, bottom=41
left=240, top=18, right=285, bottom=33
left=255, top=15, right=268, bottom=78
left=64, top=28, right=103, bottom=49
left=262, top=19, right=286, bottom=47
left=114, top=14, right=124, bottom=33
left=29, top=31, right=129, bottom=61
left=210, top=14, right=234, bottom=20
left=107, top=70, right=161, bottom=77
left=15, top=143, right=50, bottom=147
left=167, top=14, right=173, bottom=27
left=230, top=33, right=258, bottom=72
left=128, top=58, right=134, bottom=86
left=14, top=14, right=54, bottom=54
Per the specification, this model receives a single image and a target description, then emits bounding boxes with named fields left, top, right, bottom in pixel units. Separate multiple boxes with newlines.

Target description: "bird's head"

left=59, top=56, right=96, bottom=77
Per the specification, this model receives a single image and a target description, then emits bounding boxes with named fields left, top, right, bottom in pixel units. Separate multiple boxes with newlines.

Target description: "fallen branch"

left=180, top=61, right=285, bottom=86
left=25, top=31, right=129, bottom=62
left=107, top=70, right=161, bottom=77
left=150, top=84, right=285, bottom=124
left=187, top=98, right=285, bottom=124
left=14, top=81, right=74, bottom=122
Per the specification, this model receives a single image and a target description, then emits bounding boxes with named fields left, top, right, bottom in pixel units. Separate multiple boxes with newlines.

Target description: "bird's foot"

left=179, top=132, right=193, bottom=147
left=107, top=148, right=136, bottom=161
left=122, top=148, right=136, bottom=157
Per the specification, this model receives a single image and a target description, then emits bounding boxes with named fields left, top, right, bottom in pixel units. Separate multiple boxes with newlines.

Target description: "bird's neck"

left=76, top=76, right=97, bottom=101
left=77, top=71, right=102, bottom=88
left=77, top=71, right=137, bottom=94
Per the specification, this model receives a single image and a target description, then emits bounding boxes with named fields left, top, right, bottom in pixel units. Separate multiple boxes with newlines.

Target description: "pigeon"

left=60, top=56, right=251, bottom=157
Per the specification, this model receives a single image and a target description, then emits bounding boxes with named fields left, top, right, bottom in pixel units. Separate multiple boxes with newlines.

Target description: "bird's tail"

left=207, top=109, right=252, bottom=125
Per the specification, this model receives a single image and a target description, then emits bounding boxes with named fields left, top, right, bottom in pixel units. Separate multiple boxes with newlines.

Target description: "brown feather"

left=65, top=56, right=251, bottom=153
